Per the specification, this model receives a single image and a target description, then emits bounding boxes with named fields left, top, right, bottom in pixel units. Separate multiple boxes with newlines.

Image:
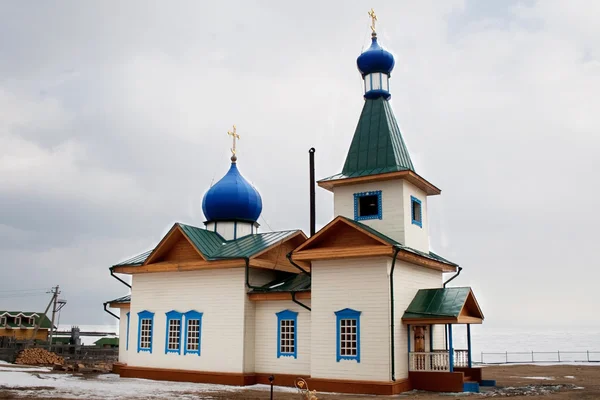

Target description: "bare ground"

left=0, top=364, right=598, bottom=399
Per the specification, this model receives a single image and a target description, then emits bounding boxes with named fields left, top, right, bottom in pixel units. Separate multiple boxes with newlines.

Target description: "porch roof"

left=402, top=287, right=484, bottom=325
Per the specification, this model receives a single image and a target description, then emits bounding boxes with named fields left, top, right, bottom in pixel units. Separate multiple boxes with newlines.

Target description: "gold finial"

left=227, top=124, right=240, bottom=162
left=368, top=8, right=377, bottom=35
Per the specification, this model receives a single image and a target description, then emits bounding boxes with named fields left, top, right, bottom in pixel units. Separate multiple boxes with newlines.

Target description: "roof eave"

left=317, top=170, right=441, bottom=195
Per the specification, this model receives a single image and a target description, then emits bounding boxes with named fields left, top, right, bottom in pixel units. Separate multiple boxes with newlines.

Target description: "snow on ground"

left=521, top=376, right=555, bottom=380
left=0, top=365, right=296, bottom=399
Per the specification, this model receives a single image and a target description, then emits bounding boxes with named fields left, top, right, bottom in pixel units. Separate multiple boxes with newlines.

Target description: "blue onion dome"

left=357, top=34, right=395, bottom=77
left=202, top=162, right=263, bottom=222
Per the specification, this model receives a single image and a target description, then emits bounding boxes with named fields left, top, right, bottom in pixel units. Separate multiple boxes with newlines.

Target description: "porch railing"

left=409, top=349, right=470, bottom=371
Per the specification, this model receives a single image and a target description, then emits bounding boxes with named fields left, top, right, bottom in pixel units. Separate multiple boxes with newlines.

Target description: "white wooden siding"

left=402, top=181, right=430, bottom=253
left=333, top=181, right=405, bottom=245
left=118, top=307, right=130, bottom=364
left=254, top=300, right=311, bottom=375
left=127, top=269, right=246, bottom=372
left=391, top=260, right=443, bottom=379
left=204, top=221, right=254, bottom=240
left=243, top=268, right=279, bottom=373
left=310, top=257, right=390, bottom=381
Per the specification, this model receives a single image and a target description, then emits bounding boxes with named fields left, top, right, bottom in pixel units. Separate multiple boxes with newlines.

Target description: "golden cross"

left=227, top=124, right=240, bottom=155
left=368, top=8, right=377, bottom=33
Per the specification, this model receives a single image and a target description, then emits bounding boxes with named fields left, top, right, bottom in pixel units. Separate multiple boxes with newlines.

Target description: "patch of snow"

left=521, top=376, right=555, bottom=380
left=0, top=369, right=300, bottom=399
left=564, top=375, right=575, bottom=379
left=0, top=365, right=52, bottom=373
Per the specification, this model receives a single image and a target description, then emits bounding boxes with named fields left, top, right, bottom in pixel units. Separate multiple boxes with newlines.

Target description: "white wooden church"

left=105, top=12, right=491, bottom=395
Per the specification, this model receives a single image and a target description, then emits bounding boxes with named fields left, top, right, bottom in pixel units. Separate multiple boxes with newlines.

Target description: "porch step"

left=463, top=381, right=480, bottom=393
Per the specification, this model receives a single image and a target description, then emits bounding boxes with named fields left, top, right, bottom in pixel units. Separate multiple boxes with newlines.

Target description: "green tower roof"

left=323, top=97, right=414, bottom=182
left=343, top=97, right=414, bottom=176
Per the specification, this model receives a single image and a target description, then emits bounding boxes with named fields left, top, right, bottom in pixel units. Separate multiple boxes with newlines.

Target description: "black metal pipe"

left=309, top=148, right=316, bottom=237
left=443, top=266, right=463, bottom=288
left=291, top=292, right=311, bottom=312
left=110, top=269, right=132, bottom=289
left=244, top=257, right=265, bottom=291
left=443, top=266, right=463, bottom=349
left=286, top=251, right=311, bottom=276
left=389, top=246, right=401, bottom=381
left=103, top=302, right=120, bottom=320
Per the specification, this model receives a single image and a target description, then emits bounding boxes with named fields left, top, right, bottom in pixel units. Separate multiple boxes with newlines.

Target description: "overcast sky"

left=1, top=0, right=598, bottom=331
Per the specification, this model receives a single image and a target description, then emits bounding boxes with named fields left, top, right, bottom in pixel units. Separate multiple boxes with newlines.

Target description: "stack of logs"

left=15, top=348, right=64, bottom=365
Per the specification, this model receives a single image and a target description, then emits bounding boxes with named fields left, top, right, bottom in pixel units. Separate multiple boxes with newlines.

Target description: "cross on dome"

left=368, top=8, right=377, bottom=35
left=227, top=124, right=240, bottom=162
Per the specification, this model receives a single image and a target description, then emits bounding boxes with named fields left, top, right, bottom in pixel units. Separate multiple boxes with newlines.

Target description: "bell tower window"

left=411, top=196, right=422, bottom=227
left=354, top=191, right=382, bottom=221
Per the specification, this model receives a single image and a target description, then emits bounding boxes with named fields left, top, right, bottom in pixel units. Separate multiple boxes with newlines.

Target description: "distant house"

left=0, top=311, right=53, bottom=341
left=94, top=337, right=119, bottom=348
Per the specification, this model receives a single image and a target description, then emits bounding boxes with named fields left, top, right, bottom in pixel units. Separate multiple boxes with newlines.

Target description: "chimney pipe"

left=309, top=148, right=316, bottom=236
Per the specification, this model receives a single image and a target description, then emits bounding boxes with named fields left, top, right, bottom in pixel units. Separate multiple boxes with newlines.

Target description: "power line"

left=0, top=288, right=50, bottom=293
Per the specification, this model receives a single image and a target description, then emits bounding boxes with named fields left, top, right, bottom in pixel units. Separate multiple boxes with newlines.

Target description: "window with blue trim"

left=335, top=308, right=361, bottom=362
left=165, top=311, right=183, bottom=354
left=276, top=310, right=298, bottom=359
left=411, top=196, right=422, bottom=227
left=137, top=310, right=154, bottom=353
left=354, top=191, right=382, bottom=221
left=125, top=312, right=130, bottom=351
left=183, top=310, right=203, bottom=356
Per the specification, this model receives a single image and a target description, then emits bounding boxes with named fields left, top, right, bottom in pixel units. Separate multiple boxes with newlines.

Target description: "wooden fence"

left=480, top=351, right=600, bottom=364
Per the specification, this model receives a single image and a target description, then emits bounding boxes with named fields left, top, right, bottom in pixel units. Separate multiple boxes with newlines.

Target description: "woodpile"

left=15, top=348, right=64, bottom=365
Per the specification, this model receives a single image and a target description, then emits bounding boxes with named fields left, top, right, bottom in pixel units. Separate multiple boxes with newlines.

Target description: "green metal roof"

left=94, top=337, right=119, bottom=347
left=249, top=273, right=311, bottom=293
left=0, top=312, right=53, bottom=329
left=106, top=294, right=131, bottom=304
left=112, top=250, right=152, bottom=267
left=402, top=287, right=471, bottom=319
left=178, top=223, right=225, bottom=257
left=321, top=97, right=414, bottom=182
left=341, top=217, right=458, bottom=267
left=112, top=223, right=303, bottom=268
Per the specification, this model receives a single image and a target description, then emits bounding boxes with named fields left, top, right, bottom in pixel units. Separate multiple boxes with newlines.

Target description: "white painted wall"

left=254, top=300, right=311, bottom=375
left=243, top=268, right=279, bottom=373
left=333, top=181, right=405, bottom=245
left=127, top=268, right=247, bottom=372
left=310, top=257, right=390, bottom=381
left=118, top=307, right=130, bottom=364
left=332, top=179, right=431, bottom=254
left=204, top=221, right=256, bottom=240
left=402, top=181, right=430, bottom=253
left=391, top=260, right=443, bottom=379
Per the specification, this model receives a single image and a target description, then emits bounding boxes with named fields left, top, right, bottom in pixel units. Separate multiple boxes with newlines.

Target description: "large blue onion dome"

left=202, top=162, right=262, bottom=222
left=357, top=35, right=395, bottom=77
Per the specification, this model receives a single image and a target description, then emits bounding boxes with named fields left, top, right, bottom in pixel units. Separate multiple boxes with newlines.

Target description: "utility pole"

left=29, top=286, right=57, bottom=345
left=48, top=286, right=60, bottom=347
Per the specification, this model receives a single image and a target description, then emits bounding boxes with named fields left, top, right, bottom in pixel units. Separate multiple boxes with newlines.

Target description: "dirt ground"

left=0, top=364, right=598, bottom=399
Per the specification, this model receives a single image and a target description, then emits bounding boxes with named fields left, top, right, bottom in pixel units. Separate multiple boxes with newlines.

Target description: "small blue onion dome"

left=357, top=35, right=395, bottom=77
left=202, top=162, right=262, bottom=222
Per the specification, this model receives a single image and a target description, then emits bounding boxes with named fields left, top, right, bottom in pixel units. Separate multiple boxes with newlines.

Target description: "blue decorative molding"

left=353, top=190, right=382, bottom=221
left=164, top=310, right=183, bottom=355
left=183, top=310, right=203, bottom=356
left=234, top=221, right=238, bottom=240
left=125, top=312, right=130, bottom=351
left=276, top=309, right=298, bottom=359
left=137, top=310, right=154, bottom=354
left=411, top=195, right=422, bottom=227
left=335, top=308, right=361, bottom=362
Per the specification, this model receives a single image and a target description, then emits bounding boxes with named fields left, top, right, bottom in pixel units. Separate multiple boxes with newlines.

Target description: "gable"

left=402, top=287, right=484, bottom=324
left=159, top=235, right=203, bottom=262
left=300, top=220, right=383, bottom=251
left=144, top=225, right=205, bottom=265
left=253, top=233, right=309, bottom=273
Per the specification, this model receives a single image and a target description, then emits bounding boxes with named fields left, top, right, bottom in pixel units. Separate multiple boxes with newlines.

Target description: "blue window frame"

left=165, top=311, right=183, bottom=354
left=125, top=312, right=130, bottom=350
left=354, top=190, right=382, bottom=221
left=137, top=310, right=154, bottom=353
left=276, top=310, right=298, bottom=359
left=183, top=310, right=203, bottom=356
left=335, top=308, right=361, bottom=362
left=411, top=196, right=422, bottom=227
